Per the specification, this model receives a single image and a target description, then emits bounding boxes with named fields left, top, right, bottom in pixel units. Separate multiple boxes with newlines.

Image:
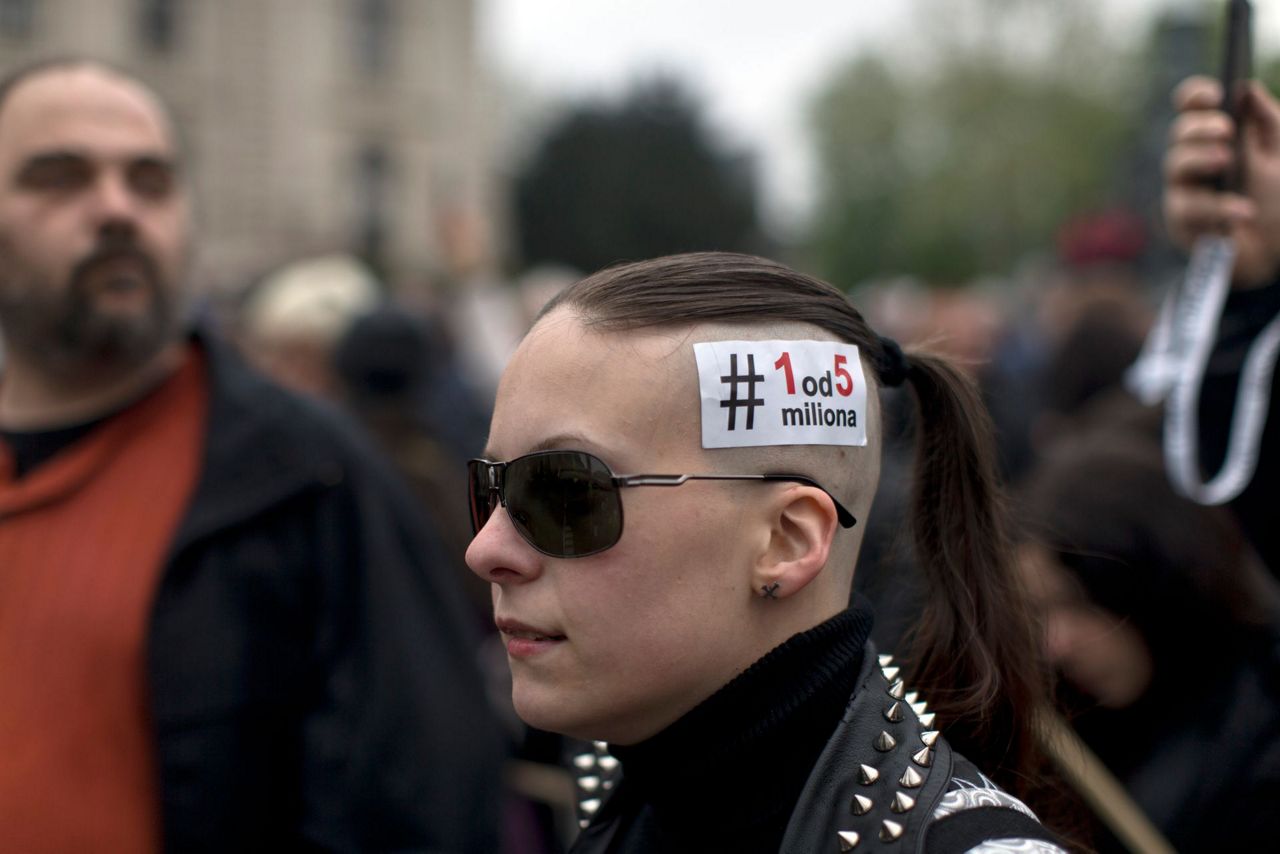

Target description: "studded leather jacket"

left=570, top=643, right=1066, bottom=853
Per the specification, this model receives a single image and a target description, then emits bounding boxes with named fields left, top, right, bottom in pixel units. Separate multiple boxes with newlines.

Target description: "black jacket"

left=569, top=630, right=1064, bottom=854
left=1071, top=643, right=1280, bottom=852
left=147, top=331, right=504, bottom=852
left=1199, top=279, right=1280, bottom=572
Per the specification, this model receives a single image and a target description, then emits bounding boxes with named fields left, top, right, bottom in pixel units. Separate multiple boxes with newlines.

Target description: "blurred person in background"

left=241, top=256, right=494, bottom=622
left=980, top=210, right=1151, bottom=487
left=1038, top=210, right=1150, bottom=352
left=334, top=303, right=491, bottom=608
left=467, top=252, right=1072, bottom=852
left=1162, top=75, right=1280, bottom=574
left=0, top=58, right=503, bottom=851
left=238, top=252, right=380, bottom=401
left=1027, top=211, right=1151, bottom=455
left=1019, top=423, right=1280, bottom=851
left=436, top=203, right=527, bottom=401
left=332, top=303, right=565, bottom=854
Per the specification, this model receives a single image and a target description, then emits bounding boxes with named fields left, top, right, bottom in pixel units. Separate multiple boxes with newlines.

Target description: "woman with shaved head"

left=466, top=252, right=1066, bottom=852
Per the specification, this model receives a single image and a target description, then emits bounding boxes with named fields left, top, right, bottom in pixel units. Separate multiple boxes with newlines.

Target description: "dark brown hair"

left=540, top=251, right=1053, bottom=802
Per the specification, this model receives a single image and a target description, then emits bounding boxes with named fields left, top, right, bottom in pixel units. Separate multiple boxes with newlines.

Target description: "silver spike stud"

left=850, top=794, right=874, bottom=816
left=593, top=740, right=609, bottom=753
left=920, top=730, right=940, bottom=747
left=881, top=665, right=900, bottom=682
left=838, top=830, right=861, bottom=851
left=579, top=819, right=590, bottom=829
left=887, top=679, right=906, bottom=700
left=878, top=653, right=894, bottom=667
left=912, top=746, right=934, bottom=767
left=910, top=701, right=928, bottom=715
left=598, top=755, right=620, bottom=773
left=880, top=819, right=904, bottom=842
left=573, top=753, right=596, bottom=771
left=858, top=764, right=880, bottom=785
left=581, top=798, right=601, bottom=815
left=904, top=691, right=919, bottom=704
left=890, top=792, right=916, bottom=813
left=918, top=712, right=936, bottom=728
left=602, top=779, right=615, bottom=790
left=874, top=731, right=897, bottom=752
left=899, top=766, right=923, bottom=788
left=884, top=701, right=904, bottom=723
left=578, top=775, right=601, bottom=793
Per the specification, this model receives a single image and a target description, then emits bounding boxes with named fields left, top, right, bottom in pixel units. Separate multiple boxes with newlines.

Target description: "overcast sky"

left=478, top=1, right=1279, bottom=236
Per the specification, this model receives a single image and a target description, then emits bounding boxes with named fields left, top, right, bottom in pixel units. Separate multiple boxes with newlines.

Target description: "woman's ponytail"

left=890, top=345, right=1050, bottom=801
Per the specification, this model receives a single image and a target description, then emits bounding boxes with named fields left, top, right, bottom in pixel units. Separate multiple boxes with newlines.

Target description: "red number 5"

left=834, top=354, right=853, bottom=396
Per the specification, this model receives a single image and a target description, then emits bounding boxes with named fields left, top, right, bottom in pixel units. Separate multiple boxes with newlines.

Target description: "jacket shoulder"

left=927, top=757, right=1067, bottom=853
left=781, top=646, right=1065, bottom=853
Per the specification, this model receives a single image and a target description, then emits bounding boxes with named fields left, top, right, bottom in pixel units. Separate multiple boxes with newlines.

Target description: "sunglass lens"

left=467, top=460, right=498, bottom=534
left=505, top=451, right=621, bottom=557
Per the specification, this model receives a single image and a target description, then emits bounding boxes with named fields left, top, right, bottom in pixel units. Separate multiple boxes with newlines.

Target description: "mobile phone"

left=1217, top=0, right=1253, bottom=193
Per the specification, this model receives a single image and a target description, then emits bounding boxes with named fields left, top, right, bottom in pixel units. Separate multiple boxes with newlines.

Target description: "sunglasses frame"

left=469, top=449, right=857, bottom=559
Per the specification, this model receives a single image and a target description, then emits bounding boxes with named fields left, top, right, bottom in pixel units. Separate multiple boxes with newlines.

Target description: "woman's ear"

left=751, top=485, right=839, bottom=600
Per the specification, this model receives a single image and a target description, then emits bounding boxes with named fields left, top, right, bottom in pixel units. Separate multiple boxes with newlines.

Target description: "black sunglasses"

left=468, top=449, right=856, bottom=559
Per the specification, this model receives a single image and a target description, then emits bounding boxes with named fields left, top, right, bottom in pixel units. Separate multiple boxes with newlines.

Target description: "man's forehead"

left=0, top=65, right=175, bottom=158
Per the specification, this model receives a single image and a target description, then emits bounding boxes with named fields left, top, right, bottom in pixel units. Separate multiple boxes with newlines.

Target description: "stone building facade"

left=0, top=0, right=497, bottom=293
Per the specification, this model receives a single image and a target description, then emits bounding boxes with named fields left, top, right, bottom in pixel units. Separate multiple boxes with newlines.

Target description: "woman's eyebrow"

left=525, top=433, right=596, bottom=454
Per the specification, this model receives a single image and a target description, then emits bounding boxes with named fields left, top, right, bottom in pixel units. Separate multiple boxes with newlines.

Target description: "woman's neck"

left=609, top=602, right=874, bottom=852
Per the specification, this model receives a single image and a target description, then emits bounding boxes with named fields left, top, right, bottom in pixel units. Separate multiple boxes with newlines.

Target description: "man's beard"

left=0, top=236, right=180, bottom=382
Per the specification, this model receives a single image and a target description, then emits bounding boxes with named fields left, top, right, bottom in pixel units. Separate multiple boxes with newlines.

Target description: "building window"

left=353, top=0, right=393, bottom=74
left=0, top=0, right=35, bottom=38
left=138, top=0, right=181, bottom=52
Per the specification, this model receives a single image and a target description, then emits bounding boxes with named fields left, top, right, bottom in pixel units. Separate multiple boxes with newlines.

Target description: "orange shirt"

left=0, top=348, right=207, bottom=853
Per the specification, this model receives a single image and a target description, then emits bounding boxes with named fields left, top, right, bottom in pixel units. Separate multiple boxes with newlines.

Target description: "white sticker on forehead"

left=693, top=340, right=868, bottom=448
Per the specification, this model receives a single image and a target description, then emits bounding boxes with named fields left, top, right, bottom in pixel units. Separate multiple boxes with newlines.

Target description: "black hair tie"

left=876, top=335, right=910, bottom=388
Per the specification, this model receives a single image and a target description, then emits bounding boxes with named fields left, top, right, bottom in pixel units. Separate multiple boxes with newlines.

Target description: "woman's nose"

left=465, top=506, right=545, bottom=585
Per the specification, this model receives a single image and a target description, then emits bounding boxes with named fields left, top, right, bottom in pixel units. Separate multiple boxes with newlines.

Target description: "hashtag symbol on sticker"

left=720, top=353, right=765, bottom=430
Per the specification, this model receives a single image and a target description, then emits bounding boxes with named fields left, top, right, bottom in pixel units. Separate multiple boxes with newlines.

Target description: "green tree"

left=514, top=79, right=765, bottom=273
left=806, top=0, right=1141, bottom=286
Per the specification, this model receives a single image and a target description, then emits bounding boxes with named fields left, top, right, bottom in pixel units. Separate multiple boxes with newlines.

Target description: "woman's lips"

left=496, top=618, right=567, bottom=658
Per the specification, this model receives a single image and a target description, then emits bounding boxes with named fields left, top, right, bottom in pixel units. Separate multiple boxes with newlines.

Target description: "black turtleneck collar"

left=605, top=599, right=875, bottom=854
